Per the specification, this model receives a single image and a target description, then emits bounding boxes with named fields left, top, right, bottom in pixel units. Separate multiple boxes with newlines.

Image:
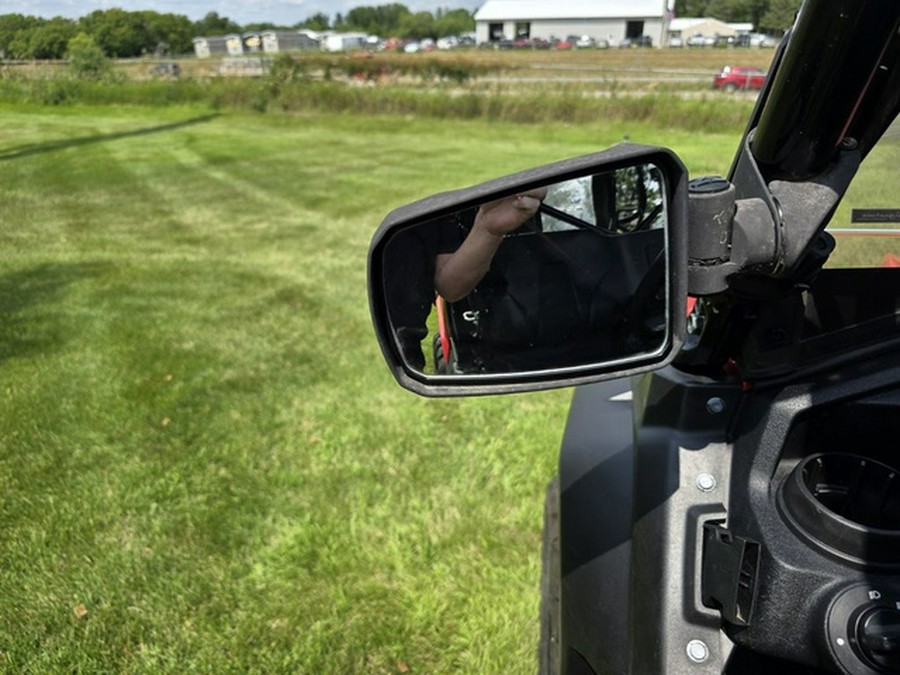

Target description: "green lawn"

left=0, top=103, right=740, bottom=673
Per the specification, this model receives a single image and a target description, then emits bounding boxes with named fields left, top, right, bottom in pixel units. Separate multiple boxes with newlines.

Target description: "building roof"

left=475, top=0, right=667, bottom=21
left=668, top=17, right=709, bottom=31
left=669, top=17, right=754, bottom=34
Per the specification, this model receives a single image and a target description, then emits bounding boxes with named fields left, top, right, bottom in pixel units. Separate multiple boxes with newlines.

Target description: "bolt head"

left=706, top=397, right=726, bottom=414
left=696, top=474, right=717, bottom=492
left=686, top=639, right=710, bottom=663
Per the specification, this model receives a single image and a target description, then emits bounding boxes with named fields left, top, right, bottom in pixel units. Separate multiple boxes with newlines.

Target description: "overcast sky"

left=2, top=0, right=484, bottom=25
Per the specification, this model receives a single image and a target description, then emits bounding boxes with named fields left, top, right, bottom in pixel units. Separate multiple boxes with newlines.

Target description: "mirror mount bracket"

left=687, top=132, right=861, bottom=297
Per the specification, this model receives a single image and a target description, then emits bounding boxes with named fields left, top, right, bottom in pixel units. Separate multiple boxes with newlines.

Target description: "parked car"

left=687, top=32, right=714, bottom=47
left=713, top=65, right=767, bottom=91
left=150, top=62, right=180, bottom=78
left=618, top=36, right=652, bottom=49
left=712, top=35, right=734, bottom=48
left=369, top=1, right=900, bottom=674
left=750, top=32, right=781, bottom=47
left=574, top=35, right=595, bottom=49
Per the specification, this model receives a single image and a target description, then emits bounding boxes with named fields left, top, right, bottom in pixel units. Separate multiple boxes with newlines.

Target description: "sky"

left=1, top=0, right=484, bottom=25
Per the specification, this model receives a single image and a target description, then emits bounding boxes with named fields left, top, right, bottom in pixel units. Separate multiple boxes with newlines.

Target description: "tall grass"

left=0, top=51, right=752, bottom=131
left=0, top=73, right=755, bottom=131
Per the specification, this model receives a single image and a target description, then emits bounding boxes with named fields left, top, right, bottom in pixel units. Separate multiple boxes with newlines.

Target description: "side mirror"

left=368, top=143, right=689, bottom=395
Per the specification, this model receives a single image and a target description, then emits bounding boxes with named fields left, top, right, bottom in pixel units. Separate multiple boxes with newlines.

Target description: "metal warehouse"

left=474, top=0, right=671, bottom=46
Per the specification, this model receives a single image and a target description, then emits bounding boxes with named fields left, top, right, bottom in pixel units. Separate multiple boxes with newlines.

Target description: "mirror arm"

left=687, top=138, right=861, bottom=297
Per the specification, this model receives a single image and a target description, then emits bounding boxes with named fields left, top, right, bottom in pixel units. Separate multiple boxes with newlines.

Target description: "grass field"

left=0, top=101, right=743, bottom=673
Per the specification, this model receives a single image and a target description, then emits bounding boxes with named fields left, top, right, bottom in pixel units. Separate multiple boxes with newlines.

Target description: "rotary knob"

left=855, top=606, right=900, bottom=672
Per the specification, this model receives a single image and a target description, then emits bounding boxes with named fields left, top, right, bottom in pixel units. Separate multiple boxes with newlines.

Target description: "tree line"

left=0, top=5, right=475, bottom=61
left=0, top=0, right=804, bottom=61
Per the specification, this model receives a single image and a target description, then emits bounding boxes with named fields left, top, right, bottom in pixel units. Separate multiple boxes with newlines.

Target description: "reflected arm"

left=434, top=226, right=503, bottom=302
left=434, top=189, right=546, bottom=302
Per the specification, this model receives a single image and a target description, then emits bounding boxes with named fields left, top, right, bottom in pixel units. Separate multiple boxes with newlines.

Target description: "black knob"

left=856, top=607, right=900, bottom=672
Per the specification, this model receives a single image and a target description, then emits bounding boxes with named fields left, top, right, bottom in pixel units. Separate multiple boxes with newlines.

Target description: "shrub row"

left=271, top=52, right=505, bottom=84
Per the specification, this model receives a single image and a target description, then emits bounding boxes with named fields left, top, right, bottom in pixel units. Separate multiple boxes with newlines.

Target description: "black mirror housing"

left=368, top=143, right=690, bottom=396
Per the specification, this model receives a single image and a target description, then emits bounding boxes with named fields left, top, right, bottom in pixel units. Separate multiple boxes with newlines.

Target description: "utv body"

left=369, top=1, right=900, bottom=673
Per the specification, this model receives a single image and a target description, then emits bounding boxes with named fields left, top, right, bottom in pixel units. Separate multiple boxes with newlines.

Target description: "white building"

left=192, top=36, right=229, bottom=58
left=668, top=17, right=753, bottom=44
left=224, top=34, right=244, bottom=56
left=322, top=32, right=369, bottom=52
left=474, top=0, right=670, bottom=46
left=261, top=31, right=321, bottom=53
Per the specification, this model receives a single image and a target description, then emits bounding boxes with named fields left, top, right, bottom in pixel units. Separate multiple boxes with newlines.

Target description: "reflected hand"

left=435, top=187, right=548, bottom=302
left=474, top=187, right=549, bottom=237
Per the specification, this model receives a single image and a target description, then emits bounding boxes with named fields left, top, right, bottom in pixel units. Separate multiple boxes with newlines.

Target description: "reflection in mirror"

left=381, top=163, right=668, bottom=376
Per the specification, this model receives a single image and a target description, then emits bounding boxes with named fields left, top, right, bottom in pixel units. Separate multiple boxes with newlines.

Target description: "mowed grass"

left=0, top=103, right=740, bottom=673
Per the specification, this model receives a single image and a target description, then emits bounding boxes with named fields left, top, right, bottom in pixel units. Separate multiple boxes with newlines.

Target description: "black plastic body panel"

left=558, top=370, right=740, bottom=674
left=557, top=378, right=634, bottom=675
left=557, top=353, right=900, bottom=674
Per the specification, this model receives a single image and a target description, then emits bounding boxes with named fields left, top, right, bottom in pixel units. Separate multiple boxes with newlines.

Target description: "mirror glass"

left=381, top=163, right=669, bottom=377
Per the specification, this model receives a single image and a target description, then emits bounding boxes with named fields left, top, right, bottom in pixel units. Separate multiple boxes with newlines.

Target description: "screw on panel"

left=706, top=397, right=726, bottom=414
left=840, top=137, right=858, bottom=150
left=696, top=474, right=717, bottom=492
left=686, top=639, right=710, bottom=664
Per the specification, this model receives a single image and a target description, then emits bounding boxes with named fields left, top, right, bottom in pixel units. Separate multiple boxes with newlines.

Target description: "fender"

left=557, top=377, right=635, bottom=674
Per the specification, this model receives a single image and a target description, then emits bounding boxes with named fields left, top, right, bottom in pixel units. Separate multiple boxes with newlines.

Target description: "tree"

left=1, top=9, right=196, bottom=59
left=67, top=32, right=110, bottom=79
left=193, top=11, right=239, bottom=37
left=243, top=22, right=285, bottom=32
left=672, top=0, right=795, bottom=34
left=78, top=8, right=147, bottom=57
left=673, top=0, right=765, bottom=25
left=345, top=4, right=411, bottom=36
left=299, top=13, right=329, bottom=30
left=76, top=9, right=201, bottom=57
left=17, top=18, right=78, bottom=59
left=742, top=0, right=769, bottom=29
left=0, top=13, right=41, bottom=57
left=398, top=11, right=436, bottom=39
left=434, top=9, right=474, bottom=38
left=759, top=0, right=802, bottom=35
left=673, top=0, right=712, bottom=18
left=140, top=11, right=195, bottom=54
left=706, top=0, right=747, bottom=22
left=299, top=13, right=330, bottom=31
